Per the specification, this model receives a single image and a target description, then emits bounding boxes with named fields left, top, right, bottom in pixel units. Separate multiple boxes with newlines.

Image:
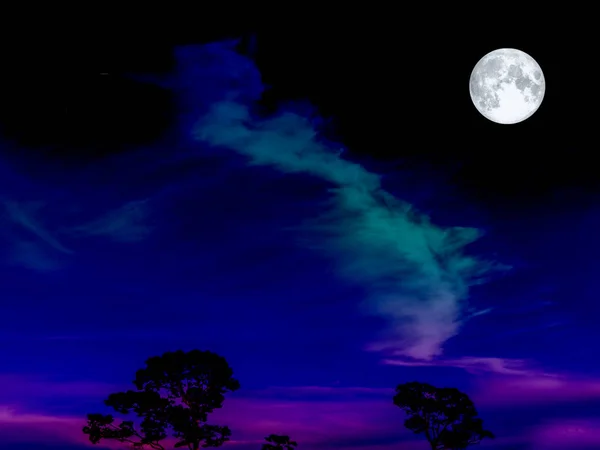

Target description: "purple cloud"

left=473, top=375, right=600, bottom=407
left=4, top=375, right=600, bottom=449
left=530, top=419, right=600, bottom=448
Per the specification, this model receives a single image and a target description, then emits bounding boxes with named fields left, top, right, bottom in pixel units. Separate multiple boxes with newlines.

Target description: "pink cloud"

left=473, top=375, right=600, bottom=407
left=381, top=356, right=600, bottom=409
left=0, top=375, right=131, bottom=447
left=0, top=406, right=105, bottom=448
left=0, top=405, right=216, bottom=450
left=211, top=390, right=409, bottom=448
left=0, top=380, right=417, bottom=450
left=13, top=375, right=600, bottom=450
left=530, top=419, right=600, bottom=448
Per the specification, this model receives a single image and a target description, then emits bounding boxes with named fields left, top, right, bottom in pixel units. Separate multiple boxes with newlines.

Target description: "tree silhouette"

left=83, top=349, right=240, bottom=450
left=262, top=434, right=298, bottom=450
left=393, top=381, right=494, bottom=450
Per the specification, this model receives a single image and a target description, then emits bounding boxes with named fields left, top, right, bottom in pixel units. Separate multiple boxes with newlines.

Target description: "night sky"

left=1, top=8, right=599, bottom=450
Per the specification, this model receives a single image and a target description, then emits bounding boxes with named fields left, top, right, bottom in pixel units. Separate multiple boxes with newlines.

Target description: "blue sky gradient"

left=1, top=40, right=599, bottom=449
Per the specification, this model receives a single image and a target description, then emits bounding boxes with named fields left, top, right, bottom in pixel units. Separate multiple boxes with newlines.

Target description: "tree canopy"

left=83, top=349, right=240, bottom=450
left=262, top=434, right=298, bottom=450
left=393, top=381, right=494, bottom=449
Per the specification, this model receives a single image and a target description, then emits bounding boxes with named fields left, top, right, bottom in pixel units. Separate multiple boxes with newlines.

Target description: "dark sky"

left=1, top=7, right=599, bottom=450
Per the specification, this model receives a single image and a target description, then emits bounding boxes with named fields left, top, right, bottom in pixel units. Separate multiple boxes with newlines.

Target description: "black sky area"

left=0, top=8, right=595, bottom=213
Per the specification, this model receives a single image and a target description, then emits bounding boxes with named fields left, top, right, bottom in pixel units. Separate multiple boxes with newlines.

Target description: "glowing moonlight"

left=469, top=48, right=545, bottom=124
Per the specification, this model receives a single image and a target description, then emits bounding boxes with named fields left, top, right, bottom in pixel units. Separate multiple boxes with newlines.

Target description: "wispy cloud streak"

left=65, top=199, right=152, bottom=243
left=189, top=41, right=504, bottom=360
left=381, top=356, right=554, bottom=376
left=1, top=200, right=73, bottom=271
left=3, top=201, right=73, bottom=254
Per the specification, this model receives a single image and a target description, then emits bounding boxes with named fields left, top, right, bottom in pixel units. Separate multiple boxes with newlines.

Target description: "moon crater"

left=469, top=48, right=545, bottom=124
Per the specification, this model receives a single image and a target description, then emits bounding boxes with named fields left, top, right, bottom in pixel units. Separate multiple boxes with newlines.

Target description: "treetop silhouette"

left=262, top=434, right=298, bottom=450
left=81, top=348, right=496, bottom=449
left=83, top=349, right=240, bottom=450
left=393, top=381, right=494, bottom=449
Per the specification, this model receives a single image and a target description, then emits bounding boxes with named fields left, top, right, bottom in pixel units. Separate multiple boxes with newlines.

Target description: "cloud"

left=0, top=407, right=100, bottom=448
left=0, top=198, right=153, bottom=271
left=473, top=375, right=600, bottom=407
left=7, top=240, right=64, bottom=272
left=189, top=41, right=504, bottom=360
left=0, top=379, right=415, bottom=450
left=65, top=199, right=152, bottom=243
left=3, top=201, right=73, bottom=254
left=380, top=355, right=600, bottom=408
left=1, top=200, right=73, bottom=271
left=529, top=419, right=600, bottom=448
left=381, top=356, right=553, bottom=377
left=0, top=406, right=172, bottom=450
left=210, top=390, right=413, bottom=449
left=0, top=400, right=420, bottom=450
left=6, top=376, right=600, bottom=450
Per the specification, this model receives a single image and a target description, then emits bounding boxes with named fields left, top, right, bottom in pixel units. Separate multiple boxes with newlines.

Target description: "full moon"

left=469, top=48, right=545, bottom=124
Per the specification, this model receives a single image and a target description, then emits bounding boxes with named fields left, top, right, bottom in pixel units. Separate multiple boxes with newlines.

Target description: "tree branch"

left=106, top=420, right=164, bottom=450
left=423, top=413, right=434, bottom=448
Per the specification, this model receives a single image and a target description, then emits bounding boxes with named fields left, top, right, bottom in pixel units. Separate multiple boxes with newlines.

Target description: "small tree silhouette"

left=262, top=434, right=298, bottom=450
left=393, top=381, right=494, bottom=449
left=82, top=349, right=240, bottom=450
